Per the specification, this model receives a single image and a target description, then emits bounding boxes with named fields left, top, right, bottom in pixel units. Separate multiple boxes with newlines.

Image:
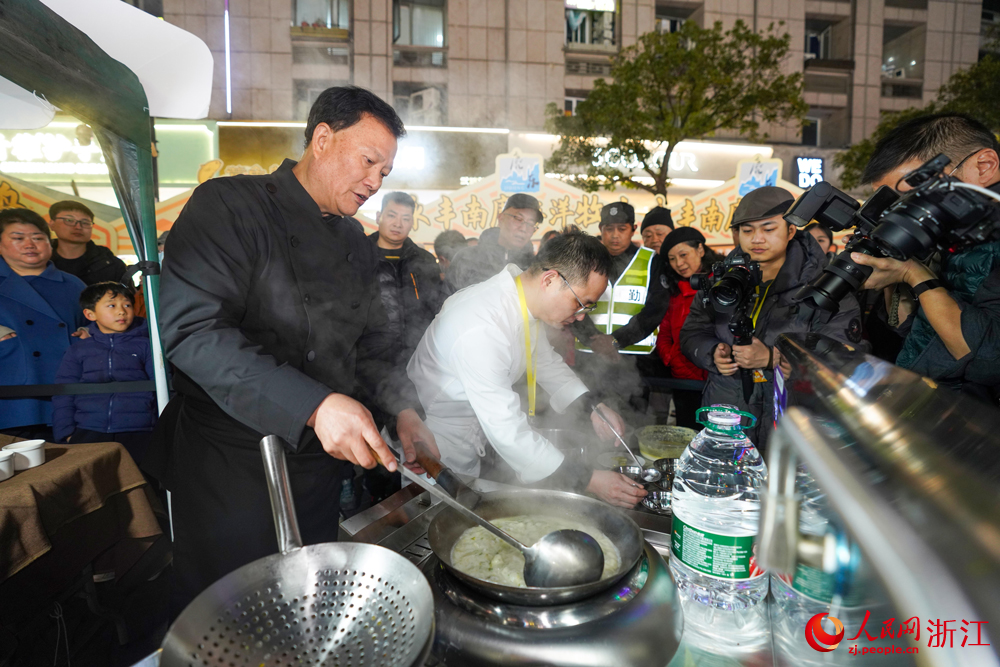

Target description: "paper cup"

left=2, top=439, right=46, bottom=471
left=0, top=450, right=14, bottom=481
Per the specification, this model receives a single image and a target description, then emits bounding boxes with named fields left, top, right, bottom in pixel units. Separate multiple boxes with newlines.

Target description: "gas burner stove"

left=339, top=481, right=680, bottom=667
left=425, top=549, right=651, bottom=630
left=422, top=542, right=681, bottom=667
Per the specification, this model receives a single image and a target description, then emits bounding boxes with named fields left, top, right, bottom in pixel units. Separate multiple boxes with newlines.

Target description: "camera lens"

left=710, top=271, right=751, bottom=313
left=873, top=205, right=939, bottom=261
left=793, top=239, right=880, bottom=314
left=689, top=272, right=710, bottom=292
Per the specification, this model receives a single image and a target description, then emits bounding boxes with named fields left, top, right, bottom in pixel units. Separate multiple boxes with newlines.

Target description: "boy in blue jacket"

left=53, top=281, right=157, bottom=463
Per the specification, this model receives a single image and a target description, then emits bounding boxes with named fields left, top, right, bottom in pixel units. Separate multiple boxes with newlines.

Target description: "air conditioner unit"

left=409, top=88, right=442, bottom=125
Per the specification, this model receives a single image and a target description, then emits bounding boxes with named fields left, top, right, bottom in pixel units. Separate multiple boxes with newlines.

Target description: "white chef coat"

left=407, top=264, right=589, bottom=482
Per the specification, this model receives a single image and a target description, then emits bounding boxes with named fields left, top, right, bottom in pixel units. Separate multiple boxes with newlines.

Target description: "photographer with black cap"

left=854, top=113, right=1000, bottom=401
left=680, top=186, right=862, bottom=450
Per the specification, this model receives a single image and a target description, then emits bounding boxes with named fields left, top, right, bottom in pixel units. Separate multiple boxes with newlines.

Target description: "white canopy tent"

left=0, top=0, right=213, bottom=413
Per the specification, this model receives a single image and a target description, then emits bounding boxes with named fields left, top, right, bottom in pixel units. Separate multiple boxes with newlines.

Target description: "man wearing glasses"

left=48, top=201, right=126, bottom=285
left=851, top=113, right=1000, bottom=401
left=445, top=193, right=540, bottom=291
left=407, top=232, right=648, bottom=508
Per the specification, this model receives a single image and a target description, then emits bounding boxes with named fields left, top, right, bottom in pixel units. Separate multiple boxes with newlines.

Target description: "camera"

left=692, top=251, right=763, bottom=402
left=785, top=154, right=1000, bottom=313
left=690, top=252, right=763, bottom=313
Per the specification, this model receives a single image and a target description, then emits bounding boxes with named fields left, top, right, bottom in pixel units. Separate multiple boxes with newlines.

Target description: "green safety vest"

left=577, top=246, right=657, bottom=354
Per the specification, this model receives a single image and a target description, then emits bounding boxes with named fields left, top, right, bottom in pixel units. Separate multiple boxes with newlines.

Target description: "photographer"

left=854, top=113, right=1000, bottom=401
left=680, top=187, right=862, bottom=448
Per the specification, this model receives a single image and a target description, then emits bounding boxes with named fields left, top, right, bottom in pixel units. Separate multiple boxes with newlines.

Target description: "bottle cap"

left=696, top=405, right=757, bottom=433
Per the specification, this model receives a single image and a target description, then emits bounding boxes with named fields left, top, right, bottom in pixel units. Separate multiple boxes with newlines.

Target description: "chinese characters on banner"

left=387, top=156, right=809, bottom=248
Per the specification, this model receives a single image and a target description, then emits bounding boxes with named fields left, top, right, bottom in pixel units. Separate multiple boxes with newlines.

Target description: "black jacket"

left=571, top=243, right=671, bottom=348
left=680, top=233, right=863, bottom=447
left=367, top=233, right=446, bottom=364
left=51, top=240, right=126, bottom=285
left=446, top=227, right=534, bottom=291
left=896, top=240, right=1000, bottom=400
left=157, top=159, right=420, bottom=451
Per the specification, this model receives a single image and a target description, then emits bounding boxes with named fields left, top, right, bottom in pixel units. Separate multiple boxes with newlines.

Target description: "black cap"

left=599, top=202, right=635, bottom=227
left=640, top=206, right=674, bottom=233
left=661, top=227, right=706, bottom=257
left=503, top=193, right=544, bottom=219
left=730, top=186, right=795, bottom=228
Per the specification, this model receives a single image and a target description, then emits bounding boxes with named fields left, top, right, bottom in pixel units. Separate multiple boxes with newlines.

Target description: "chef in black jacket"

left=148, top=86, right=438, bottom=616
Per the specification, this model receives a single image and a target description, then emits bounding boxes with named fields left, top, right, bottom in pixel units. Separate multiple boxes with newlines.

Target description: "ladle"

left=593, top=406, right=662, bottom=483
left=396, top=444, right=606, bottom=588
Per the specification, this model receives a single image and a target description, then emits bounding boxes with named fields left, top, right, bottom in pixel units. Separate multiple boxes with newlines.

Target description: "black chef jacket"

left=147, top=159, right=421, bottom=617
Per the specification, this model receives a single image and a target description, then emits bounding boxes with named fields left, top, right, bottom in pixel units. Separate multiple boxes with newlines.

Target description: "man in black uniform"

left=446, top=193, right=539, bottom=291
left=370, top=191, right=446, bottom=365
left=150, top=86, right=438, bottom=616
left=47, top=201, right=126, bottom=285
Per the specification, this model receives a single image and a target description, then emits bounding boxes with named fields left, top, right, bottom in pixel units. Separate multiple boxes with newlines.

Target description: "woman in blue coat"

left=0, top=208, right=87, bottom=440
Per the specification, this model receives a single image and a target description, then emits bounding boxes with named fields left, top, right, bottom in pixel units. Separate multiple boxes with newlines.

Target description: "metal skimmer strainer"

left=160, top=436, right=435, bottom=667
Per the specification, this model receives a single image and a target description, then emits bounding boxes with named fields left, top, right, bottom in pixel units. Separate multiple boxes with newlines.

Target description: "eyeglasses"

left=54, top=217, right=94, bottom=229
left=948, top=149, right=982, bottom=177
left=553, top=270, right=597, bottom=314
left=503, top=211, right=541, bottom=230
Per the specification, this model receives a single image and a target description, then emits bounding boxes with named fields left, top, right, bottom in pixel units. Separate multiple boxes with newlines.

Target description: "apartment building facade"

left=161, top=0, right=982, bottom=143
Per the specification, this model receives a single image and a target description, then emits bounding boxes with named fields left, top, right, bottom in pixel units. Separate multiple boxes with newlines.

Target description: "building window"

left=566, top=9, right=616, bottom=47
left=654, top=4, right=694, bottom=35
left=294, top=0, right=350, bottom=29
left=802, top=119, right=819, bottom=147
left=882, top=24, right=925, bottom=81
left=564, top=97, right=586, bottom=116
left=393, top=0, right=446, bottom=48
left=805, top=21, right=832, bottom=60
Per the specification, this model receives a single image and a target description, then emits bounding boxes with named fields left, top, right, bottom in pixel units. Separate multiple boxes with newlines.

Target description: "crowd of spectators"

left=0, top=203, right=157, bottom=455
left=2, top=110, right=999, bottom=478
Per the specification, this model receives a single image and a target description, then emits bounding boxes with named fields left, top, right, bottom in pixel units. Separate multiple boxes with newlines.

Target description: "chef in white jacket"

left=408, top=232, right=647, bottom=508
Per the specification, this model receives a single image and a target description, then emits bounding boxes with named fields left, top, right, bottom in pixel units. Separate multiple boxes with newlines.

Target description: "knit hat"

left=730, top=186, right=795, bottom=228
left=640, top=206, right=674, bottom=232
left=660, top=227, right=706, bottom=257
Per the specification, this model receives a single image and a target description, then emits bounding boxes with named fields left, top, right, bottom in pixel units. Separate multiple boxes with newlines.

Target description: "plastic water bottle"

left=770, top=466, right=840, bottom=626
left=670, top=405, right=769, bottom=612
left=770, top=465, right=875, bottom=663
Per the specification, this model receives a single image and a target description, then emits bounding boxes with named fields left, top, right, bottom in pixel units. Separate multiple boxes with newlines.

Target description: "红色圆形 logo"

left=805, top=612, right=845, bottom=652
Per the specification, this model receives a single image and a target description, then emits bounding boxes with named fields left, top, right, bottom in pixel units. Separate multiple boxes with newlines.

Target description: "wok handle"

left=260, top=435, right=304, bottom=554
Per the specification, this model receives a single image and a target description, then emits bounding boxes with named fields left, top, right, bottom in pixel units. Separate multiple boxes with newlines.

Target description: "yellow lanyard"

left=515, top=275, right=537, bottom=416
left=751, top=282, right=772, bottom=329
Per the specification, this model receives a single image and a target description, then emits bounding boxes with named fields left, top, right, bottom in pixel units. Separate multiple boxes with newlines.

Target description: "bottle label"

left=672, top=516, right=765, bottom=580
left=778, top=564, right=867, bottom=607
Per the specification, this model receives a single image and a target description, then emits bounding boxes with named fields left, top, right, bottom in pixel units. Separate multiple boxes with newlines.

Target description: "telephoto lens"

left=794, top=237, right=881, bottom=313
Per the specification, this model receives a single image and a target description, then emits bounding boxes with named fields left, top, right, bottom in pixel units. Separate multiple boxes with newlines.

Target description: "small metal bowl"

left=652, top=458, right=677, bottom=490
left=642, top=490, right=672, bottom=514
left=615, top=465, right=643, bottom=481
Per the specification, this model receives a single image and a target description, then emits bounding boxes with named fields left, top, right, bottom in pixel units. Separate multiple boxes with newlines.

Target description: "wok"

left=426, top=488, right=645, bottom=606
